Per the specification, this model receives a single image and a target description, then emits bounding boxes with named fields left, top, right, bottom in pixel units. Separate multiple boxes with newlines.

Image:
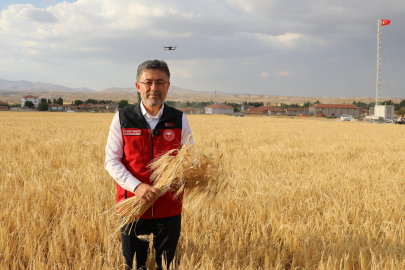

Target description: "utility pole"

left=376, top=19, right=382, bottom=105
left=376, top=19, right=391, bottom=105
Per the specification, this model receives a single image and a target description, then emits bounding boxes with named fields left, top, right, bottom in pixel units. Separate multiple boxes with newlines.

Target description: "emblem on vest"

left=164, top=122, right=175, bottom=127
left=163, top=129, right=175, bottom=141
left=123, top=130, right=141, bottom=136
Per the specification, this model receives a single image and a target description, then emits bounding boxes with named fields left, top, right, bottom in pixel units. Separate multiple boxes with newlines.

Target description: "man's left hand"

left=168, top=184, right=181, bottom=193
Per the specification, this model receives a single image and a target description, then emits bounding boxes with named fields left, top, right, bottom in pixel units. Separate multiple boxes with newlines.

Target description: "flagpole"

left=376, top=19, right=381, bottom=106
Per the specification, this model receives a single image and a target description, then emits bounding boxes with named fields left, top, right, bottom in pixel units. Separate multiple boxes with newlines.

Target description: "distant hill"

left=0, top=79, right=96, bottom=92
left=101, top=86, right=200, bottom=94
left=100, top=86, right=247, bottom=96
left=0, top=78, right=403, bottom=105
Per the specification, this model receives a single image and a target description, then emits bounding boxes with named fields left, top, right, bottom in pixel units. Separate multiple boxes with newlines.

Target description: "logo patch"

left=123, top=130, right=141, bottom=136
left=164, top=122, right=175, bottom=127
left=163, top=129, right=175, bottom=141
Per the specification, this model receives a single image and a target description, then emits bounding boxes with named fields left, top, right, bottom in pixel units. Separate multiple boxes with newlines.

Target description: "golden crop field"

left=1, top=111, right=405, bottom=270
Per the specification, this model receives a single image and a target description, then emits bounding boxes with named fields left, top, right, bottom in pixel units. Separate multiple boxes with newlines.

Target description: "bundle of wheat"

left=111, top=136, right=223, bottom=235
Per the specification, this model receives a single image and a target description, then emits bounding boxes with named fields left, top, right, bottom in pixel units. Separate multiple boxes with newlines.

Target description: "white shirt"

left=141, top=101, right=164, bottom=131
left=104, top=103, right=193, bottom=192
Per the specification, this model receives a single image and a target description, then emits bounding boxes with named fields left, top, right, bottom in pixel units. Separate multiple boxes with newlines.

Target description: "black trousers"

left=121, top=214, right=181, bottom=270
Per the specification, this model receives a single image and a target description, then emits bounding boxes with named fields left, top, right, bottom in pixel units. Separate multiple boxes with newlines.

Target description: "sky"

left=0, top=0, right=404, bottom=98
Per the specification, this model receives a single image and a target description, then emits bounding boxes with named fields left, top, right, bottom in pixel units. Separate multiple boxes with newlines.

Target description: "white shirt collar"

left=140, top=101, right=164, bottom=120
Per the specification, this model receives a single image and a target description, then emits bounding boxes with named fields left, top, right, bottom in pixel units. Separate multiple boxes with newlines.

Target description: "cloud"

left=278, top=71, right=290, bottom=77
left=16, top=5, right=58, bottom=23
left=0, top=0, right=404, bottom=97
left=258, top=72, right=268, bottom=77
left=255, top=32, right=305, bottom=49
left=41, top=0, right=56, bottom=6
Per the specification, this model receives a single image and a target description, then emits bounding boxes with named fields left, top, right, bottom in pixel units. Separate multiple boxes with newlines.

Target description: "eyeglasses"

left=138, top=81, right=169, bottom=87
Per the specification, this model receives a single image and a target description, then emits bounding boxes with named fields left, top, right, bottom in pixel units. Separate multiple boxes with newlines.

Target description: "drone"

left=163, top=46, right=177, bottom=51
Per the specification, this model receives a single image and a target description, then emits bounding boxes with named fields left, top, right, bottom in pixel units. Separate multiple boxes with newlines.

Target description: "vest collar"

left=132, top=102, right=174, bottom=122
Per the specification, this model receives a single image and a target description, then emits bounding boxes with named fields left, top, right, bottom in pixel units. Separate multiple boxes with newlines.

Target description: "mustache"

left=146, top=91, right=162, bottom=98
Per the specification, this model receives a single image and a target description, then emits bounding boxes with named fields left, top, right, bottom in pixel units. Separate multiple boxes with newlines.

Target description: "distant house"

left=21, top=95, right=39, bottom=108
left=178, top=107, right=198, bottom=114
left=204, top=103, right=234, bottom=114
left=106, top=103, right=118, bottom=110
left=284, top=108, right=309, bottom=116
left=49, top=103, right=63, bottom=111
left=250, top=106, right=282, bottom=115
left=0, top=101, right=8, bottom=111
left=92, top=104, right=108, bottom=111
left=78, top=104, right=94, bottom=110
left=268, top=108, right=286, bottom=115
left=249, top=110, right=265, bottom=114
left=241, top=105, right=255, bottom=111
left=359, top=108, right=369, bottom=116
left=63, top=104, right=76, bottom=110
left=309, top=104, right=360, bottom=117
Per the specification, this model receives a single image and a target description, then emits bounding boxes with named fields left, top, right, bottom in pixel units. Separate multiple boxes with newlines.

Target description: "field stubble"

left=1, top=112, right=405, bottom=269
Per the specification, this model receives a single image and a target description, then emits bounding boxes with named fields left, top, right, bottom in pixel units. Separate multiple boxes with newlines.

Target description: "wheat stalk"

left=110, top=136, right=223, bottom=236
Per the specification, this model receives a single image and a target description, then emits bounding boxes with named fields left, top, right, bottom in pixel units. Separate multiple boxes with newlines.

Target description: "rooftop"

left=310, top=104, right=359, bottom=109
left=205, top=103, right=233, bottom=109
left=285, top=108, right=309, bottom=111
left=251, top=106, right=280, bottom=111
left=178, top=108, right=197, bottom=112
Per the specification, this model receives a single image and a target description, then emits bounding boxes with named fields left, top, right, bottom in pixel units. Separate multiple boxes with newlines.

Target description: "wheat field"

left=1, top=111, right=405, bottom=270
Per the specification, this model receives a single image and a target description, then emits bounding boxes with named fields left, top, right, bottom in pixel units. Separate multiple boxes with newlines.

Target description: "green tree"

left=24, top=101, right=34, bottom=108
left=233, top=106, right=240, bottom=113
left=38, top=102, right=48, bottom=111
left=56, top=97, right=63, bottom=105
left=397, top=108, right=405, bottom=116
left=47, top=99, right=51, bottom=104
left=303, top=101, right=313, bottom=108
left=40, top=98, right=47, bottom=103
left=74, top=100, right=83, bottom=106
left=118, top=100, right=129, bottom=108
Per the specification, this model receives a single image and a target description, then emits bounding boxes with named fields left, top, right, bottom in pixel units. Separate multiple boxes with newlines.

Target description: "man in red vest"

left=105, top=60, right=193, bottom=270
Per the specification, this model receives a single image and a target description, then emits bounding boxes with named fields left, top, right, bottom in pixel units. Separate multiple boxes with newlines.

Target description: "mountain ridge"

left=0, top=79, right=249, bottom=95
left=0, top=79, right=403, bottom=105
left=0, top=79, right=96, bottom=92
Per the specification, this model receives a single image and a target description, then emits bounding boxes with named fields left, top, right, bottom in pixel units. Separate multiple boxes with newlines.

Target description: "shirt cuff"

left=125, top=177, right=142, bottom=193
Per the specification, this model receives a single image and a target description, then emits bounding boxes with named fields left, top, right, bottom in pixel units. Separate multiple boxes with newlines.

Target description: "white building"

left=204, top=103, right=234, bottom=114
left=309, top=104, right=360, bottom=117
left=284, top=108, right=309, bottom=116
left=106, top=103, right=118, bottom=110
left=21, top=95, right=39, bottom=108
left=49, top=104, right=63, bottom=111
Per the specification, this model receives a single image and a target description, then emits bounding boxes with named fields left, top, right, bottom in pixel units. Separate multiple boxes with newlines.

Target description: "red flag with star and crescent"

left=382, top=19, right=391, bottom=26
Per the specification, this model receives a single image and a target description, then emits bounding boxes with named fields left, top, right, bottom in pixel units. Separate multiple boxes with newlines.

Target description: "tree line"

left=352, top=100, right=405, bottom=111
left=71, top=99, right=114, bottom=106
left=12, top=96, right=405, bottom=114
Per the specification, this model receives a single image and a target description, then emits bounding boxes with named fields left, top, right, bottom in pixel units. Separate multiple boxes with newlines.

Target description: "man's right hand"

left=134, top=183, right=161, bottom=203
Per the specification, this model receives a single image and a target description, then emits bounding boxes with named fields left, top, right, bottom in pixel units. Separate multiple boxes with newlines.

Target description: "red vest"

left=118, top=103, right=184, bottom=219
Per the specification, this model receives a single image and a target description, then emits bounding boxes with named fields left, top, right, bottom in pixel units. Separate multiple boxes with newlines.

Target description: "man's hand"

left=134, top=183, right=161, bottom=203
left=168, top=184, right=181, bottom=193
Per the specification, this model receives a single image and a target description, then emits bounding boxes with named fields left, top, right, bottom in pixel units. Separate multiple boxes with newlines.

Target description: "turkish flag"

left=382, top=19, right=391, bottom=26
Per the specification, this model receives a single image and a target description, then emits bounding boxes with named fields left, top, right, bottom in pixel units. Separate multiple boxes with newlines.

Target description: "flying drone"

left=163, top=46, right=177, bottom=51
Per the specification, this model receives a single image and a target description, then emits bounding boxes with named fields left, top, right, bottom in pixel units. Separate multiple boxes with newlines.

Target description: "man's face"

left=136, top=69, right=170, bottom=107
